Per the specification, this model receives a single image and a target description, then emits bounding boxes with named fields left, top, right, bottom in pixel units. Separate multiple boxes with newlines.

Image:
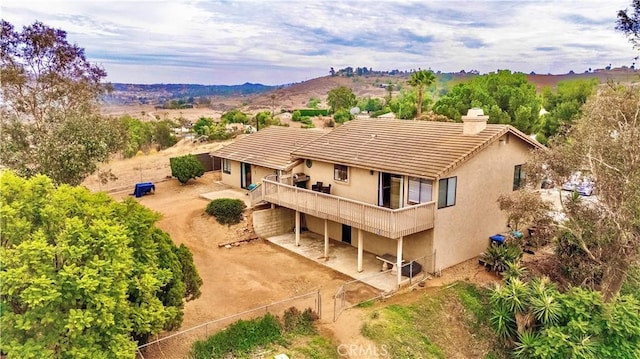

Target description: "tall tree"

left=528, top=84, right=640, bottom=301
left=407, top=69, right=436, bottom=118
left=0, top=20, right=122, bottom=185
left=537, top=79, right=599, bottom=142
left=326, top=86, right=356, bottom=113
left=617, top=0, right=640, bottom=48
left=0, top=171, right=203, bottom=357
left=433, top=70, right=541, bottom=134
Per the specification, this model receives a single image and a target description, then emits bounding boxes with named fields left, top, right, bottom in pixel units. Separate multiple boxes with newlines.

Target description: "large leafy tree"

left=433, top=70, right=541, bottom=134
left=327, top=86, right=356, bottom=113
left=0, top=171, right=202, bottom=358
left=537, top=79, right=599, bottom=143
left=528, top=84, right=640, bottom=301
left=617, top=0, right=640, bottom=49
left=407, top=69, right=436, bottom=118
left=0, top=20, right=122, bottom=185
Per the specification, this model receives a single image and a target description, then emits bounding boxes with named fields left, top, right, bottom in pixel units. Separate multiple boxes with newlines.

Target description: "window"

left=513, top=164, right=526, bottom=190
left=334, top=164, right=348, bottom=182
left=438, top=177, right=456, bottom=209
left=222, top=159, right=231, bottom=174
left=408, top=177, right=433, bottom=204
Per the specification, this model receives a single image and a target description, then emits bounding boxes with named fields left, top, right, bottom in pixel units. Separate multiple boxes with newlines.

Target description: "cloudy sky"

left=2, top=0, right=638, bottom=85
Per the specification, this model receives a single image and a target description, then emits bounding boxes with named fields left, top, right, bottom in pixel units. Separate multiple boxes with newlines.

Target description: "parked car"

left=577, top=181, right=596, bottom=196
left=562, top=171, right=596, bottom=196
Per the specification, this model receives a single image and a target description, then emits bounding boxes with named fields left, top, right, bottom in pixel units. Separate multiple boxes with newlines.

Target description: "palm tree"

left=407, top=69, right=436, bottom=118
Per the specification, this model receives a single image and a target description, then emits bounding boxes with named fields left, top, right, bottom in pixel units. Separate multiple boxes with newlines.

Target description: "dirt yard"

left=109, top=174, right=356, bottom=358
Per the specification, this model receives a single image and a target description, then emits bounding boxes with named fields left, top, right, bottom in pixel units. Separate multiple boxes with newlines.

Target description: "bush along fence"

left=136, top=290, right=321, bottom=359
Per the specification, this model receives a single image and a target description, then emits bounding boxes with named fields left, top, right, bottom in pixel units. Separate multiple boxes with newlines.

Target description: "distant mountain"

left=103, top=82, right=278, bottom=106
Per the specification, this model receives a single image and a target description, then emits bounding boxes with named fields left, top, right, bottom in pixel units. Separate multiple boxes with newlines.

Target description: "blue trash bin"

left=489, top=234, right=505, bottom=245
left=133, top=182, right=155, bottom=198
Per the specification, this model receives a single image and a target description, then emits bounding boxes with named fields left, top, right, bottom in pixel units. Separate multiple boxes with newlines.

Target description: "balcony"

left=251, top=177, right=435, bottom=238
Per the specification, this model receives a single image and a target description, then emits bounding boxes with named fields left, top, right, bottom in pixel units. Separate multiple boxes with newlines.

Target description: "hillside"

left=101, top=68, right=640, bottom=121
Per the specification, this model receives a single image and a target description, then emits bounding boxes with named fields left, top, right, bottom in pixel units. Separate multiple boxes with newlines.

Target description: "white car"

left=577, top=181, right=596, bottom=196
left=562, top=171, right=596, bottom=196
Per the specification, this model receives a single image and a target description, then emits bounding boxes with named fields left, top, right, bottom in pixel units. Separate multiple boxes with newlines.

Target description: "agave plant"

left=503, top=261, right=529, bottom=281
left=513, top=330, right=540, bottom=358
left=482, top=243, right=524, bottom=274
left=528, top=278, right=562, bottom=328
left=491, top=302, right=517, bottom=341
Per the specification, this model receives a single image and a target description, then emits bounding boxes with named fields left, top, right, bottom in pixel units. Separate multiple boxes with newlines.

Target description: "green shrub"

left=170, top=154, right=205, bottom=184
left=190, top=308, right=319, bottom=359
left=333, top=109, right=353, bottom=123
left=292, top=110, right=302, bottom=122
left=205, top=198, right=246, bottom=225
left=193, top=117, right=214, bottom=136
left=191, top=314, right=281, bottom=359
left=296, top=108, right=328, bottom=116
left=221, top=109, right=248, bottom=124
left=489, top=278, right=640, bottom=359
left=307, top=98, right=321, bottom=109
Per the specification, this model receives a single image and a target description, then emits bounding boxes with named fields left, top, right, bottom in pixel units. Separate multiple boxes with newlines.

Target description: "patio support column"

left=396, top=236, right=403, bottom=288
left=324, top=219, right=329, bottom=259
left=295, top=210, right=300, bottom=246
left=357, top=229, right=363, bottom=272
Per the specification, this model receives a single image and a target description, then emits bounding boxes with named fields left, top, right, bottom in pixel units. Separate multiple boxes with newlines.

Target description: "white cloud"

left=1, top=0, right=637, bottom=84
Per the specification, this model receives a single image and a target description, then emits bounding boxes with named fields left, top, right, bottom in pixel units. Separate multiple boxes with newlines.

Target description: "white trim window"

left=408, top=177, right=433, bottom=204
left=222, top=159, right=231, bottom=174
left=334, top=164, right=348, bottom=182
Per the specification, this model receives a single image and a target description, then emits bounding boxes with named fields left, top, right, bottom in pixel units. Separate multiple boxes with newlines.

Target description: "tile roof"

left=210, top=126, right=325, bottom=171
left=291, top=118, right=543, bottom=179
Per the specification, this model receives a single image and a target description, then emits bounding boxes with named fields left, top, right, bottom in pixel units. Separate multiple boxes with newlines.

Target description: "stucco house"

left=210, top=126, right=325, bottom=189
left=213, top=109, right=544, bottom=287
left=214, top=109, right=542, bottom=285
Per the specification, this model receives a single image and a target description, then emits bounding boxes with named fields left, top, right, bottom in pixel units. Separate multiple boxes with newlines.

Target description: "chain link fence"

left=136, top=290, right=321, bottom=359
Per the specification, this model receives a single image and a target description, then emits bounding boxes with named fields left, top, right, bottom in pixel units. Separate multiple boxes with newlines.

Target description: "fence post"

left=317, top=289, right=322, bottom=319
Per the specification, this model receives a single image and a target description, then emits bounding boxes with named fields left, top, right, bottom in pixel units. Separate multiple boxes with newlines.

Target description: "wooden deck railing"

left=252, top=177, right=435, bottom=238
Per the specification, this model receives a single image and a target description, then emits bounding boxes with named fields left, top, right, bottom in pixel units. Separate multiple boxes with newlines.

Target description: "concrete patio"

left=266, top=231, right=407, bottom=292
left=199, top=181, right=252, bottom=207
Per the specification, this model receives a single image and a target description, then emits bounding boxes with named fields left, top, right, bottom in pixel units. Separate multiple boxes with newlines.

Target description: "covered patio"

left=266, top=231, right=410, bottom=293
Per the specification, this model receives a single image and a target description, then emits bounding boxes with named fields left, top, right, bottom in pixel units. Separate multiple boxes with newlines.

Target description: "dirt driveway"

left=113, top=173, right=352, bottom=358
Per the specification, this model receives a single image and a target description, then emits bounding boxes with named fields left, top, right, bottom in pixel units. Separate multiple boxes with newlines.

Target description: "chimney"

left=461, top=108, right=489, bottom=135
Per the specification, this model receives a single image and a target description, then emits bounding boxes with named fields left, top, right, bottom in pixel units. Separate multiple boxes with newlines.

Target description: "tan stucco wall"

left=304, top=160, right=388, bottom=205
left=221, top=160, right=242, bottom=188
left=254, top=166, right=276, bottom=184
left=253, top=207, right=295, bottom=238
left=220, top=160, right=277, bottom=188
left=433, top=134, right=533, bottom=270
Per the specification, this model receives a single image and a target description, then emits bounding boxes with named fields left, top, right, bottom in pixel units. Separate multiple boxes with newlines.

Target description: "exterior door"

left=379, top=173, right=403, bottom=209
left=342, top=224, right=352, bottom=244
left=240, top=162, right=252, bottom=189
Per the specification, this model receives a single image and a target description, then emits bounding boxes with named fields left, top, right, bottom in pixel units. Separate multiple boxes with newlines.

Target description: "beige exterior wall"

left=221, top=160, right=242, bottom=188
left=433, top=134, right=533, bottom=270
left=303, top=159, right=434, bottom=208
left=220, top=159, right=278, bottom=189
left=303, top=160, right=380, bottom=204
left=254, top=166, right=277, bottom=184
